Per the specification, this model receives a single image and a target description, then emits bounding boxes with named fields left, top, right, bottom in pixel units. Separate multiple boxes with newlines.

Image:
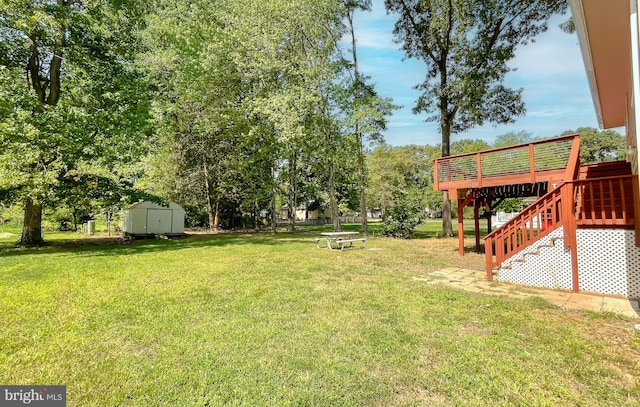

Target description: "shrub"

left=382, top=189, right=425, bottom=238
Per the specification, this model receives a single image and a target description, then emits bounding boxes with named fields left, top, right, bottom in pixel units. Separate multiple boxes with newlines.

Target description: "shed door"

left=147, top=209, right=172, bottom=234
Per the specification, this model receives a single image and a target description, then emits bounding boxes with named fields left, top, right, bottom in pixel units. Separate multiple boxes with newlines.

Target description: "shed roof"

left=126, top=201, right=184, bottom=211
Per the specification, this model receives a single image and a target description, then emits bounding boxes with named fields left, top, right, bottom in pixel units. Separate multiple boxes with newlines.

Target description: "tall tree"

left=141, top=0, right=350, bottom=232
left=385, top=0, right=566, bottom=236
left=231, top=0, right=346, bottom=231
left=0, top=0, right=152, bottom=245
left=342, top=0, right=395, bottom=235
left=140, top=0, right=270, bottom=231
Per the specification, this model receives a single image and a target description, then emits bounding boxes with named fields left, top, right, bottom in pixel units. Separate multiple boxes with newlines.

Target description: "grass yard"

left=1, top=227, right=639, bottom=406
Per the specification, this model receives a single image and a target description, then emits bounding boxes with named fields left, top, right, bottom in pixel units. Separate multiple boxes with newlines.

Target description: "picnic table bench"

left=315, top=231, right=366, bottom=250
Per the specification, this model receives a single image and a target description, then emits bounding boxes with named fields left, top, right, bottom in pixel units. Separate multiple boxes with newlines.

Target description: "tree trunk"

left=207, top=201, right=216, bottom=231
left=203, top=162, right=218, bottom=231
left=356, top=133, right=368, bottom=235
left=21, top=10, right=67, bottom=245
left=270, top=166, right=277, bottom=233
left=349, top=10, right=369, bottom=235
left=328, top=157, right=342, bottom=232
left=254, top=199, right=260, bottom=231
left=213, top=200, right=220, bottom=230
left=287, top=152, right=297, bottom=232
left=20, top=197, right=44, bottom=246
left=440, top=102, right=454, bottom=237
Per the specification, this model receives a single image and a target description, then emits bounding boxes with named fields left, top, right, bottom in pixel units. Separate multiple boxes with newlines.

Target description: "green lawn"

left=1, top=227, right=638, bottom=406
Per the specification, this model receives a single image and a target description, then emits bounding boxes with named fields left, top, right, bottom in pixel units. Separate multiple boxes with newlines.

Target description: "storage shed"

left=123, top=201, right=185, bottom=237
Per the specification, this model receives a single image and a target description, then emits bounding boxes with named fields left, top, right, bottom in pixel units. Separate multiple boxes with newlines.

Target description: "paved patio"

left=417, top=268, right=640, bottom=319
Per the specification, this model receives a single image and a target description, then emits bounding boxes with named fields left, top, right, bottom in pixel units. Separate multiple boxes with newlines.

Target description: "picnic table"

left=315, top=231, right=366, bottom=250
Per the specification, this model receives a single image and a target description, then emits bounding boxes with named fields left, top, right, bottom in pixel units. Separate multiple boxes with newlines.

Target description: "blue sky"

left=349, top=1, right=605, bottom=147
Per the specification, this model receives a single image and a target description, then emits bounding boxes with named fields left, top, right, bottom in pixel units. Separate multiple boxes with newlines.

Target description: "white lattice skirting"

left=496, top=227, right=640, bottom=299
left=497, top=227, right=573, bottom=291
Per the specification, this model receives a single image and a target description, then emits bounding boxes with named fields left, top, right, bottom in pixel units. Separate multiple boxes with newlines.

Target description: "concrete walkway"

left=416, top=268, right=640, bottom=319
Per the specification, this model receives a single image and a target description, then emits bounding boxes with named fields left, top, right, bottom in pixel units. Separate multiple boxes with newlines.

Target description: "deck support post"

left=474, top=201, right=481, bottom=252
left=561, top=183, right=580, bottom=292
left=457, top=194, right=465, bottom=256
left=486, top=198, right=493, bottom=235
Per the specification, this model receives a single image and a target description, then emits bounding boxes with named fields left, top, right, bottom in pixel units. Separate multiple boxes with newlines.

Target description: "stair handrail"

left=484, top=174, right=636, bottom=280
left=484, top=135, right=581, bottom=280
left=484, top=184, right=565, bottom=278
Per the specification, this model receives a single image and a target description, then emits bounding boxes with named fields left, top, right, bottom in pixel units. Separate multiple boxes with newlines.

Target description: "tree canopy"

left=5, top=1, right=626, bottom=244
left=0, top=0, right=155, bottom=244
left=385, top=0, right=566, bottom=236
left=562, top=127, right=626, bottom=164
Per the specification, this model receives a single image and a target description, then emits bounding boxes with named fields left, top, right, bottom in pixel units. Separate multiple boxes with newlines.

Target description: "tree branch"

left=27, top=39, right=45, bottom=104
left=395, top=0, right=439, bottom=65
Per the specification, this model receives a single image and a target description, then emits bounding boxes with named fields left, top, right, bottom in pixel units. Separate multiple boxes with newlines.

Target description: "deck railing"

left=485, top=174, right=637, bottom=279
left=434, top=134, right=579, bottom=191
left=574, top=175, right=636, bottom=227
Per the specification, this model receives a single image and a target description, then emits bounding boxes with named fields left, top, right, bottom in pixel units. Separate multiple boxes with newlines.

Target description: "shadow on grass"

left=367, top=222, right=487, bottom=240
left=0, top=222, right=487, bottom=258
left=462, top=245, right=486, bottom=255
left=0, top=231, right=318, bottom=259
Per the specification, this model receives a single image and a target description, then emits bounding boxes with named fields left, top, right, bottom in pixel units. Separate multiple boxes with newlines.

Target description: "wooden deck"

left=434, top=134, right=579, bottom=192
left=433, top=134, right=639, bottom=293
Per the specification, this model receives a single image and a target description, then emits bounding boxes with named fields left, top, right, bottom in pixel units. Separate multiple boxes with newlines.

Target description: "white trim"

left=631, top=1, right=640, bottom=167
left=630, top=1, right=640, bottom=133
left=569, top=0, right=605, bottom=128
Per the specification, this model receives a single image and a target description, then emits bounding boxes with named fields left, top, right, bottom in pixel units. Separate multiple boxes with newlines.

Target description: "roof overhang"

left=569, top=0, right=631, bottom=129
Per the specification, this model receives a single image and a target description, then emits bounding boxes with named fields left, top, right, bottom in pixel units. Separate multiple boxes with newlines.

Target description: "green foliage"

left=495, top=197, right=525, bottom=213
left=560, top=17, right=576, bottom=34
left=367, top=143, right=444, bottom=224
left=0, top=0, right=154, bottom=243
left=561, top=127, right=625, bottom=164
left=382, top=188, right=426, bottom=238
left=493, top=131, right=535, bottom=148
left=137, top=0, right=394, bottom=232
left=451, top=138, right=491, bottom=155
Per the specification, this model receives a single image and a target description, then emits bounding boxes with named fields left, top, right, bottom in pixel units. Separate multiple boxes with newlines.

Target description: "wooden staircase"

left=485, top=160, right=636, bottom=286
left=435, top=134, right=640, bottom=293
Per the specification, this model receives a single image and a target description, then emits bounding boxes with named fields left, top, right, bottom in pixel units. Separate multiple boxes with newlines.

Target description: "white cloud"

left=352, top=28, right=398, bottom=51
